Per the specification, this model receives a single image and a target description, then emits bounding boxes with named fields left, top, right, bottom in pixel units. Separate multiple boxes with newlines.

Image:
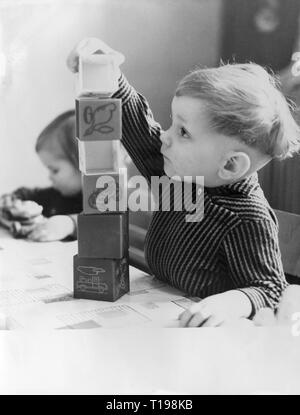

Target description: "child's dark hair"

left=35, top=110, right=78, bottom=168
left=176, top=63, right=300, bottom=159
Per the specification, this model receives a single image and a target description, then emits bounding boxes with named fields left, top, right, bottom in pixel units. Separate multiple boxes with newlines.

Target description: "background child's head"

left=163, top=63, right=300, bottom=187
left=35, top=110, right=81, bottom=196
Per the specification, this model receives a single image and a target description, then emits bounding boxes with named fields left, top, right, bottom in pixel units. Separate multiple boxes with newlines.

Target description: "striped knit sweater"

left=113, top=74, right=288, bottom=316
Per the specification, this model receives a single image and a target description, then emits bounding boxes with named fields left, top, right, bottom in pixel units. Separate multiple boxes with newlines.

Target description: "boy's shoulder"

left=206, top=174, right=278, bottom=226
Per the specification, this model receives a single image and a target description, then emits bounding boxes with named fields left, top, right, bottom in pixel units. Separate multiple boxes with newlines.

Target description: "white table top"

left=1, top=228, right=300, bottom=394
left=0, top=227, right=197, bottom=329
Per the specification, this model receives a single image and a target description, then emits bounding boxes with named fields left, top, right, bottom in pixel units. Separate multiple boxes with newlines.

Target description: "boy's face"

left=160, top=96, right=238, bottom=186
left=38, top=149, right=81, bottom=196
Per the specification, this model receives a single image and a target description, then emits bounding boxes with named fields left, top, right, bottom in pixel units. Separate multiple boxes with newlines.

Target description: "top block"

left=76, top=54, right=120, bottom=96
left=76, top=97, right=122, bottom=141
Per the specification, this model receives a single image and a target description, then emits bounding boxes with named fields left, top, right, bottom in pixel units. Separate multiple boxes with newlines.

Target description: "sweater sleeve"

left=12, top=187, right=82, bottom=217
left=12, top=187, right=47, bottom=203
left=12, top=187, right=58, bottom=217
left=112, top=74, right=165, bottom=184
left=222, top=219, right=288, bottom=317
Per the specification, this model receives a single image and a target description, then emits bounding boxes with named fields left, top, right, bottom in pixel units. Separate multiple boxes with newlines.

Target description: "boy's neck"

left=206, top=173, right=258, bottom=194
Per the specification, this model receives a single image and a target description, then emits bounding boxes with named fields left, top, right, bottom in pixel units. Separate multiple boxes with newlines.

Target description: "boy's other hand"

left=253, top=307, right=277, bottom=326
left=8, top=200, right=43, bottom=219
left=0, top=198, right=43, bottom=220
left=27, top=215, right=75, bottom=242
left=66, top=37, right=124, bottom=73
left=0, top=198, right=43, bottom=234
left=11, top=215, right=45, bottom=238
left=0, top=194, right=17, bottom=210
left=178, top=291, right=252, bottom=327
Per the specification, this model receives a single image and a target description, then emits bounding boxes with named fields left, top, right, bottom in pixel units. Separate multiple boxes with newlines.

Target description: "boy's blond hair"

left=175, top=63, right=300, bottom=160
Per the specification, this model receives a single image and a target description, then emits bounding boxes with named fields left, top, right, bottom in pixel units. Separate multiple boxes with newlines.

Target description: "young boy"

left=68, top=39, right=300, bottom=327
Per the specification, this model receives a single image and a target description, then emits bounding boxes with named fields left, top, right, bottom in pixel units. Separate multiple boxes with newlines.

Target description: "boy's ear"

left=217, top=151, right=251, bottom=181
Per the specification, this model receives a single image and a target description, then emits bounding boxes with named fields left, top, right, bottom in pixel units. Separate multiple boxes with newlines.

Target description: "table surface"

left=0, top=227, right=199, bottom=330
left=1, top=228, right=300, bottom=394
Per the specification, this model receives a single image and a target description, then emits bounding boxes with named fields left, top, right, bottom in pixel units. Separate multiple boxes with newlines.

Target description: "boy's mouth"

left=161, top=153, right=170, bottom=161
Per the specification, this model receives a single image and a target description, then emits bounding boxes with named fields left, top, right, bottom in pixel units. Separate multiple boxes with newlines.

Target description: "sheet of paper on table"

left=0, top=229, right=200, bottom=329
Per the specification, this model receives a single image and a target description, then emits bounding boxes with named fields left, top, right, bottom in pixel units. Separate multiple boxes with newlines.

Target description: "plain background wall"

left=0, top=0, right=222, bottom=193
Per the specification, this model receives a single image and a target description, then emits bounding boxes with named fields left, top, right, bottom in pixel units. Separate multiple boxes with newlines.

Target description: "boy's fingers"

left=179, top=308, right=209, bottom=327
left=178, top=310, right=193, bottom=327
left=66, top=49, right=79, bottom=73
left=35, top=235, right=50, bottom=242
left=2, top=194, right=16, bottom=205
left=178, top=303, right=207, bottom=326
left=6, top=201, right=43, bottom=221
left=29, top=228, right=55, bottom=242
left=26, top=232, right=39, bottom=241
left=200, top=316, right=222, bottom=327
left=27, top=227, right=46, bottom=241
left=0, top=215, right=13, bottom=229
left=14, top=222, right=38, bottom=237
left=186, top=312, right=210, bottom=328
left=67, top=38, right=107, bottom=73
left=66, top=38, right=125, bottom=73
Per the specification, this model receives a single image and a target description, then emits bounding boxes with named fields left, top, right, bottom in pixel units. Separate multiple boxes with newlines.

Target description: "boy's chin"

left=163, top=163, right=176, bottom=178
left=164, top=166, right=200, bottom=182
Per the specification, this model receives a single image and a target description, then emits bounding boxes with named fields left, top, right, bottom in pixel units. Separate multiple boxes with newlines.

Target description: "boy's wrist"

left=112, top=73, right=136, bottom=105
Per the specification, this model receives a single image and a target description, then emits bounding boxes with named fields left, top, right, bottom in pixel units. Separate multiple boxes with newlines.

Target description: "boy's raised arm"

left=67, top=38, right=165, bottom=183
left=112, top=74, right=165, bottom=183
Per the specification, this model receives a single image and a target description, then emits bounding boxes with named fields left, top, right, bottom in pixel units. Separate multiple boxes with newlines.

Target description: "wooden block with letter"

left=77, top=139, right=122, bottom=175
left=77, top=212, right=128, bottom=258
left=73, top=254, right=129, bottom=301
left=76, top=97, right=121, bottom=141
left=82, top=171, right=127, bottom=214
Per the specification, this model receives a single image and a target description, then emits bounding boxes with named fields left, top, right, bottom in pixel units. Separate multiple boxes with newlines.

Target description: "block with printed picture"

left=82, top=171, right=127, bottom=214
left=76, top=97, right=122, bottom=141
left=73, top=254, right=129, bottom=302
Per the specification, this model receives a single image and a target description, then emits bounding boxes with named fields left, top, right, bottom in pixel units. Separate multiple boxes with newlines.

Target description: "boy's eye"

left=180, top=127, right=189, bottom=138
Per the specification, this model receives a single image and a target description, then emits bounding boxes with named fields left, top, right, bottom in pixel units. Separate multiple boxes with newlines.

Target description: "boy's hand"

left=178, top=291, right=252, bottom=327
left=27, top=215, right=75, bottom=242
left=66, top=37, right=124, bottom=73
left=253, top=307, right=277, bottom=326
left=0, top=194, right=17, bottom=210
left=8, top=200, right=43, bottom=219
left=0, top=198, right=44, bottom=236
left=10, top=215, right=45, bottom=238
left=0, top=198, right=43, bottom=220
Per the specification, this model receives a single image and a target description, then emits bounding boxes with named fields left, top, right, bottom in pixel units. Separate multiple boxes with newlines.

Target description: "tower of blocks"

left=73, top=51, right=130, bottom=302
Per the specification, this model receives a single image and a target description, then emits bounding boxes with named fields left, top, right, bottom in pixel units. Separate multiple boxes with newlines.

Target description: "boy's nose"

left=161, top=129, right=172, bottom=148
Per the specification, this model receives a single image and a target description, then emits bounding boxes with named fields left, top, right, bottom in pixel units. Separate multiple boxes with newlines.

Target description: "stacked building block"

left=73, top=52, right=129, bottom=302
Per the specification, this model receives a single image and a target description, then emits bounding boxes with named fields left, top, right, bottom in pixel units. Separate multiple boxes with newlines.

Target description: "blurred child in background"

left=0, top=110, right=82, bottom=241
